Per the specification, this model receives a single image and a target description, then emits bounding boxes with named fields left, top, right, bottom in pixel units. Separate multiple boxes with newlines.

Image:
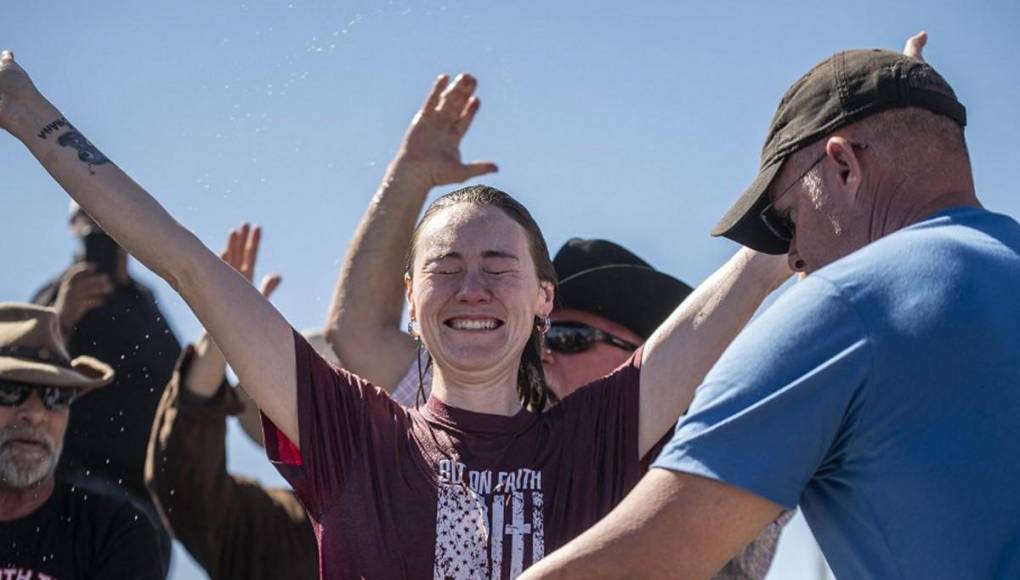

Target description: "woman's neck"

left=430, top=366, right=523, bottom=416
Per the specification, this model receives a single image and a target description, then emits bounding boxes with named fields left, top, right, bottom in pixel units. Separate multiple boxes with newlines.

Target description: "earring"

left=407, top=318, right=419, bottom=340
left=536, top=315, right=551, bottom=335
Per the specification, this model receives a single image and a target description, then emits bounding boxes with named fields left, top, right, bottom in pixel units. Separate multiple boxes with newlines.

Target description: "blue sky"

left=3, top=1, right=1018, bottom=577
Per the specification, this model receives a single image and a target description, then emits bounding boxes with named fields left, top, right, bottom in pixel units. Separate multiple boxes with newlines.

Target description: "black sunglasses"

left=544, top=321, right=639, bottom=354
left=0, top=380, right=79, bottom=410
left=759, top=143, right=869, bottom=242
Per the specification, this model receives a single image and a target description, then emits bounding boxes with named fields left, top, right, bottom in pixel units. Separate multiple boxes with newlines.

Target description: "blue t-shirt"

left=654, top=207, right=1020, bottom=579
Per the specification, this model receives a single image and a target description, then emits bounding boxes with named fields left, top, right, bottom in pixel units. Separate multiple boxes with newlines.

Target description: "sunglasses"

left=544, top=322, right=639, bottom=354
left=0, top=380, right=79, bottom=410
left=759, top=143, right=869, bottom=242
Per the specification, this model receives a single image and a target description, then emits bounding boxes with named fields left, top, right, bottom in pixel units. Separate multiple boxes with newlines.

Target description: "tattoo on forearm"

left=37, top=116, right=113, bottom=175
left=57, top=131, right=111, bottom=174
left=37, top=116, right=72, bottom=140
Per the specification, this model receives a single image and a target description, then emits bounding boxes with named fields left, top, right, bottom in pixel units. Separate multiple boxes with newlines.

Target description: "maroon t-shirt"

left=263, top=331, right=649, bottom=579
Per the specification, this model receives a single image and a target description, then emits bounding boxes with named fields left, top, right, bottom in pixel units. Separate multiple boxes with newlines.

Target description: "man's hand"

left=220, top=222, right=282, bottom=297
left=53, top=262, right=113, bottom=339
left=394, top=73, right=498, bottom=187
left=904, top=30, right=927, bottom=61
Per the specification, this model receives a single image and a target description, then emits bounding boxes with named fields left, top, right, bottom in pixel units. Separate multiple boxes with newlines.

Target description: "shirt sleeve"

left=554, top=349, right=648, bottom=520
left=261, top=329, right=405, bottom=519
left=653, top=276, right=873, bottom=510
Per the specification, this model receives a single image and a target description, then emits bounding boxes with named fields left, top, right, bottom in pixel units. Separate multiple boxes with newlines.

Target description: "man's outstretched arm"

left=521, top=469, right=783, bottom=580
left=324, top=73, right=496, bottom=388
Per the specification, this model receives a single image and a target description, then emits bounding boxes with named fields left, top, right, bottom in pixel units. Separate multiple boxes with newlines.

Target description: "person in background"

left=0, top=303, right=164, bottom=579
left=522, top=33, right=1020, bottom=580
left=31, top=201, right=180, bottom=562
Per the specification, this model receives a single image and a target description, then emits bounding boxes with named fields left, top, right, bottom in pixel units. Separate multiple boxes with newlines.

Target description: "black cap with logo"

left=712, top=49, right=967, bottom=254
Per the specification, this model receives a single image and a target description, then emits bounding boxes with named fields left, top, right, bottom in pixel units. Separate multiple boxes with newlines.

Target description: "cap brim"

left=557, top=265, right=693, bottom=339
left=711, top=160, right=790, bottom=255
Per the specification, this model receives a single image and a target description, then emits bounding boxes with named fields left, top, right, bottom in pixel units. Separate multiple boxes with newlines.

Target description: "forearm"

left=9, top=92, right=298, bottom=439
left=521, top=470, right=782, bottom=580
left=235, top=386, right=266, bottom=447
left=185, top=333, right=229, bottom=397
left=324, top=157, right=426, bottom=386
left=11, top=97, right=201, bottom=287
left=639, top=248, right=789, bottom=454
left=182, top=334, right=262, bottom=446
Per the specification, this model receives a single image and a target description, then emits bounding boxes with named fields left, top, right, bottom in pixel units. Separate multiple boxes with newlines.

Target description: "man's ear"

left=825, top=136, right=864, bottom=199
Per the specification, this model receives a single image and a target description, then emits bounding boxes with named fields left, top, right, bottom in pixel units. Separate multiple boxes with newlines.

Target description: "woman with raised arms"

left=0, top=52, right=790, bottom=579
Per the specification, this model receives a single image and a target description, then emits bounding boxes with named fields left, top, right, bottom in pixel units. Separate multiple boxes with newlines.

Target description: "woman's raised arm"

left=0, top=51, right=300, bottom=442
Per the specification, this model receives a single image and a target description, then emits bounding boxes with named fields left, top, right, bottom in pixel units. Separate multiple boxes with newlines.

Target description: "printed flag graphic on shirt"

left=433, top=459, right=545, bottom=579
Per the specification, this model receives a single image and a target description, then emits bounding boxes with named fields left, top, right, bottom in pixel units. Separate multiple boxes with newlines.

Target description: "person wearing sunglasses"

left=0, top=303, right=165, bottom=579
left=524, top=36, right=1020, bottom=580
left=540, top=238, right=691, bottom=402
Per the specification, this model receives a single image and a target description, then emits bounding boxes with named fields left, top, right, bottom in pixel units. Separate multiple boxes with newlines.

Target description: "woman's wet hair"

left=406, top=185, right=557, bottom=412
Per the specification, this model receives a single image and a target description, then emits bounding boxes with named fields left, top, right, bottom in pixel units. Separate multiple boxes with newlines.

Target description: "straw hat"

left=0, top=302, right=114, bottom=390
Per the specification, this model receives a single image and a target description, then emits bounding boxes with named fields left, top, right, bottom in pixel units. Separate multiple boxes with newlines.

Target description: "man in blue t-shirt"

left=522, top=42, right=1020, bottom=579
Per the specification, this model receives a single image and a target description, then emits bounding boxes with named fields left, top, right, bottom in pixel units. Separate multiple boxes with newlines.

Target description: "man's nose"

left=15, top=390, right=49, bottom=425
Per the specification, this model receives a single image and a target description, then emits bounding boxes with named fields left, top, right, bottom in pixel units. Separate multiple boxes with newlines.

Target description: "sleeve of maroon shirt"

left=546, top=347, right=651, bottom=541
left=261, top=329, right=405, bottom=519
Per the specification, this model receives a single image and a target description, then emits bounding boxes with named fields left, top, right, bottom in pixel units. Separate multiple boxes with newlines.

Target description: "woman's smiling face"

left=408, top=203, right=554, bottom=380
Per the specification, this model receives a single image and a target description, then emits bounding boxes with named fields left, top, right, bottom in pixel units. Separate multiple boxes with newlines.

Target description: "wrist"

left=6, top=95, right=61, bottom=142
left=739, top=248, right=793, bottom=292
left=385, top=155, right=436, bottom=192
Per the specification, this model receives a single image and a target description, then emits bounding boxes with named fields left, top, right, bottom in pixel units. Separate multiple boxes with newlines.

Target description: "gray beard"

left=0, top=425, right=62, bottom=490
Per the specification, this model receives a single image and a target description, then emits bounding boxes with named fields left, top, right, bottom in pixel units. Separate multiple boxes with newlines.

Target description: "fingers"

left=242, top=225, right=262, bottom=280
left=259, top=274, right=282, bottom=299
left=458, top=161, right=499, bottom=180
left=221, top=225, right=243, bottom=271
left=904, top=30, right=927, bottom=61
left=221, top=222, right=266, bottom=285
left=453, top=95, right=481, bottom=137
left=63, top=261, right=98, bottom=281
left=420, top=74, right=450, bottom=115
left=62, top=263, right=113, bottom=291
left=76, top=274, right=114, bottom=295
left=436, top=73, right=477, bottom=124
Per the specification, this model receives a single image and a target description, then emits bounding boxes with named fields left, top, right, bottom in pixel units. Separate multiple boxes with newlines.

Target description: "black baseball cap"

left=712, top=49, right=967, bottom=254
left=553, top=239, right=693, bottom=339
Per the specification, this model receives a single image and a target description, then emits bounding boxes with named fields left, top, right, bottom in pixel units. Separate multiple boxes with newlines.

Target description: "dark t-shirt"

left=33, top=272, right=181, bottom=505
left=263, top=331, right=648, bottom=579
left=0, top=481, right=165, bottom=579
